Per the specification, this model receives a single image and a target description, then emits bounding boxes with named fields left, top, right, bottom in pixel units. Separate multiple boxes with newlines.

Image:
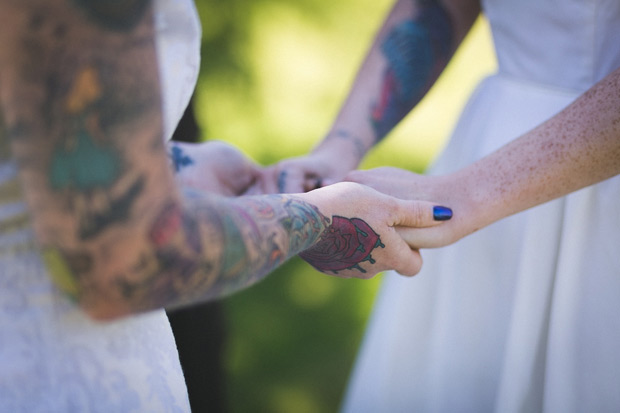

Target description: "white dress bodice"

left=343, top=1, right=620, bottom=412
left=484, top=0, right=620, bottom=91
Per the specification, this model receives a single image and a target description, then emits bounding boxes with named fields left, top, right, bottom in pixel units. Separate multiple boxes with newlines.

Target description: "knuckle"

left=409, top=203, right=427, bottom=226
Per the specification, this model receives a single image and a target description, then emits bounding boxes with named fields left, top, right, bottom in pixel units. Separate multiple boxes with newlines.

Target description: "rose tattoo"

left=299, top=216, right=385, bottom=274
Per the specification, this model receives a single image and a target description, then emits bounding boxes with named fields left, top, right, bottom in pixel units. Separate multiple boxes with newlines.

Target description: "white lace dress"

left=343, top=0, right=620, bottom=412
left=0, top=1, right=200, bottom=411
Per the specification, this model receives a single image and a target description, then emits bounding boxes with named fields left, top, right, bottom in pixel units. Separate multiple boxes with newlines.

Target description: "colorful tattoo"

left=299, top=215, right=385, bottom=274
left=51, top=66, right=122, bottom=191
left=109, top=194, right=332, bottom=311
left=169, top=144, right=195, bottom=173
left=281, top=198, right=331, bottom=252
left=42, top=248, right=81, bottom=300
left=330, top=130, right=366, bottom=160
left=219, top=212, right=252, bottom=276
left=371, top=0, right=453, bottom=141
left=72, top=0, right=151, bottom=31
left=149, top=202, right=184, bottom=247
left=79, top=177, right=145, bottom=239
left=50, top=127, right=121, bottom=191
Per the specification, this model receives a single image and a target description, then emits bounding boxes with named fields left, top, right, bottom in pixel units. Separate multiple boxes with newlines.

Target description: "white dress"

left=343, top=0, right=620, bottom=412
left=0, top=1, right=201, bottom=411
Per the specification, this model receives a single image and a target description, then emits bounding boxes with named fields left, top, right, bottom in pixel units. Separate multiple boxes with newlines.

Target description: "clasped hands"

left=179, top=141, right=468, bottom=279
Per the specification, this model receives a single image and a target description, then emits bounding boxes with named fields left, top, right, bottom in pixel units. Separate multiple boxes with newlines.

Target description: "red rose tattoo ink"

left=299, top=216, right=385, bottom=274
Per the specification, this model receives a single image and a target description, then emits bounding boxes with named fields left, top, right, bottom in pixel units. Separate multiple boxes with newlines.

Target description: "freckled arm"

left=392, top=67, right=620, bottom=248
left=462, top=68, right=620, bottom=228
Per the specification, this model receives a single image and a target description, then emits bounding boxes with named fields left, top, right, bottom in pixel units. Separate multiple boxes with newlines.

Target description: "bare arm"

left=274, top=0, right=481, bottom=193
left=0, top=0, right=445, bottom=320
left=347, top=66, right=620, bottom=247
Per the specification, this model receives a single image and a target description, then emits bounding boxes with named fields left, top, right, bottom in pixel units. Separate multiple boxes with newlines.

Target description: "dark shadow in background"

left=167, top=98, right=228, bottom=413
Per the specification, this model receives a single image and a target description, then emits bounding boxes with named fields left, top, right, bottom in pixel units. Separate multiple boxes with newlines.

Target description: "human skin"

left=271, top=0, right=620, bottom=250
left=0, top=0, right=448, bottom=320
left=168, top=140, right=268, bottom=197
left=270, top=0, right=480, bottom=194
left=347, top=66, right=620, bottom=247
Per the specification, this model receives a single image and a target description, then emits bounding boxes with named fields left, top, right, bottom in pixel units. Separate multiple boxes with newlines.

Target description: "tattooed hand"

left=299, top=182, right=451, bottom=278
left=170, top=140, right=271, bottom=197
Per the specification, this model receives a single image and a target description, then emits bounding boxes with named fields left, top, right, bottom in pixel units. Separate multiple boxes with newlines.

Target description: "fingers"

left=391, top=199, right=453, bottom=228
left=277, top=168, right=305, bottom=193
left=246, top=162, right=324, bottom=195
left=392, top=245, right=424, bottom=276
left=395, top=226, right=447, bottom=249
left=255, top=166, right=279, bottom=195
left=303, top=177, right=323, bottom=192
left=275, top=159, right=326, bottom=193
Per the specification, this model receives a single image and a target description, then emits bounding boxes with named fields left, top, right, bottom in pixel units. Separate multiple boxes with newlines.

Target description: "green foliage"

left=192, top=0, right=496, bottom=411
left=223, top=258, right=383, bottom=412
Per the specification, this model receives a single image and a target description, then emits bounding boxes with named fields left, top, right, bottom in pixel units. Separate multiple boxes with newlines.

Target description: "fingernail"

left=433, top=206, right=452, bottom=221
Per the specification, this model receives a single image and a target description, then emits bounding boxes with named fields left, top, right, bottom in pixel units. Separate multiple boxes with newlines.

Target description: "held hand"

left=345, top=167, right=475, bottom=248
left=267, top=129, right=368, bottom=194
left=172, top=141, right=272, bottom=196
left=268, top=152, right=351, bottom=194
left=300, top=182, right=451, bottom=278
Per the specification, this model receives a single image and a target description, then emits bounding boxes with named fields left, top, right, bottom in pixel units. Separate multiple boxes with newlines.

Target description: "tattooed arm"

left=0, top=0, right=448, bottom=320
left=273, top=0, right=480, bottom=193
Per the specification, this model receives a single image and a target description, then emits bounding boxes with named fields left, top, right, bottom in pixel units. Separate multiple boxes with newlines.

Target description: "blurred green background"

left=190, top=1, right=496, bottom=411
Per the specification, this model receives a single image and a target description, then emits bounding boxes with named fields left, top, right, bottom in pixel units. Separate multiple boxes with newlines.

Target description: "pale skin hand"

left=346, top=167, right=476, bottom=247
left=0, top=0, right=449, bottom=321
left=347, top=66, right=620, bottom=248
left=169, top=140, right=271, bottom=196
left=271, top=0, right=480, bottom=193
left=271, top=130, right=367, bottom=193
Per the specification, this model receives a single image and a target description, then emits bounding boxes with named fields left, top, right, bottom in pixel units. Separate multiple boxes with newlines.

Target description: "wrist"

left=413, top=171, right=488, bottom=244
left=445, top=166, right=503, bottom=238
left=313, top=129, right=370, bottom=170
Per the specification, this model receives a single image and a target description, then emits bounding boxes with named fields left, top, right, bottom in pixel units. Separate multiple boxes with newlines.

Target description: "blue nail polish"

left=433, top=206, right=452, bottom=221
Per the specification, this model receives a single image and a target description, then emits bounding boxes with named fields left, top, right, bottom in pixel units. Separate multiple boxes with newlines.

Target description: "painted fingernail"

left=433, top=206, right=453, bottom=221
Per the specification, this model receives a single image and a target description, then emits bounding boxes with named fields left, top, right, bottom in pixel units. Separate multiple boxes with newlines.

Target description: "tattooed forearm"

left=371, top=0, right=453, bottom=141
left=99, top=194, right=331, bottom=312
left=0, top=1, right=392, bottom=319
left=72, top=0, right=152, bottom=31
left=326, top=129, right=367, bottom=161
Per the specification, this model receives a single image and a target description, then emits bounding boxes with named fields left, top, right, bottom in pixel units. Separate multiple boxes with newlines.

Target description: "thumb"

left=392, top=200, right=453, bottom=228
